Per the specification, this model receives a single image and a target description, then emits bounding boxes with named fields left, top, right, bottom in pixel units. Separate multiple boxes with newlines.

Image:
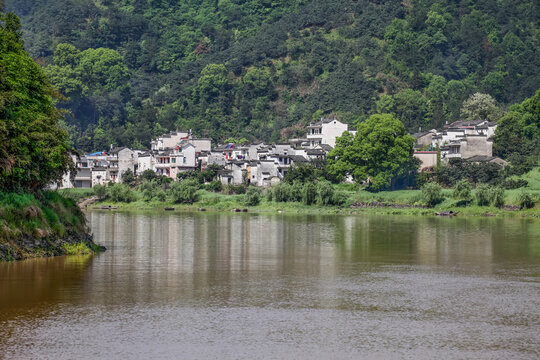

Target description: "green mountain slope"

left=6, top=0, right=540, bottom=151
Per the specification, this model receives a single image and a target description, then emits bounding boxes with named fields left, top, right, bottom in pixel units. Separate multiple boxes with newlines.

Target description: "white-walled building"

left=306, top=118, right=349, bottom=148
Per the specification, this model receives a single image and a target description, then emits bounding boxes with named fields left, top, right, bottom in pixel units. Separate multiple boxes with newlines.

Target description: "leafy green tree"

left=518, top=190, right=534, bottom=209
left=284, top=163, right=318, bottom=184
left=489, top=187, right=505, bottom=208
left=93, top=184, right=107, bottom=199
left=122, top=169, right=135, bottom=184
left=301, top=182, right=317, bottom=205
left=460, top=93, right=502, bottom=122
left=316, top=181, right=334, bottom=206
left=475, top=184, right=491, bottom=206
left=327, top=114, right=417, bottom=191
left=422, top=182, right=444, bottom=207
left=493, top=89, right=540, bottom=159
left=244, top=186, right=261, bottom=206
left=198, top=64, right=228, bottom=99
left=169, top=178, right=200, bottom=204
left=452, top=179, right=472, bottom=204
left=0, top=7, right=72, bottom=191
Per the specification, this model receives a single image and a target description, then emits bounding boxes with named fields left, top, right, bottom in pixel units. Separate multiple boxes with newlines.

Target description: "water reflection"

left=0, top=212, right=539, bottom=359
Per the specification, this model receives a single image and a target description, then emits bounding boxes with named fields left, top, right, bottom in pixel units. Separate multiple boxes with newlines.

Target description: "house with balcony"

left=306, top=118, right=349, bottom=148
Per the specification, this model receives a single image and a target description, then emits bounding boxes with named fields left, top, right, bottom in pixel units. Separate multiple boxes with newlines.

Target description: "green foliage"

left=62, top=242, right=92, bottom=255
left=421, top=182, right=444, bottom=207
left=489, top=187, right=505, bottom=208
left=460, top=93, right=502, bottom=122
left=122, top=169, right=135, bottom=184
left=244, top=186, right=261, bottom=206
left=206, top=180, right=223, bottom=192
left=518, top=190, right=535, bottom=209
left=93, top=184, right=107, bottom=199
left=452, top=179, right=472, bottom=203
left=223, top=184, right=245, bottom=195
left=284, top=163, right=318, bottom=184
left=139, top=169, right=157, bottom=183
left=475, top=184, right=491, bottom=206
left=327, top=114, right=417, bottom=191
left=436, top=159, right=503, bottom=186
left=272, top=182, right=292, bottom=202
left=0, top=7, right=72, bottom=191
left=169, top=179, right=200, bottom=204
left=302, top=182, right=317, bottom=205
left=6, top=0, right=540, bottom=151
left=493, top=89, right=540, bottom=161
left=316, top=181, right=335, bottom=206
left=107, top=183, right=136, bottom=203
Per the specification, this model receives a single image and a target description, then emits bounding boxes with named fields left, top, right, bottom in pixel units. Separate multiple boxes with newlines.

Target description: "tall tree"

left=326, top=114, right=417, bottom=191
left=0, top=5, right=72, bottom=191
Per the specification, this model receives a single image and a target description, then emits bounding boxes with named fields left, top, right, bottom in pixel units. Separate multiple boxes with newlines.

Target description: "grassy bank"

left=0, top=191, right=101, bottom=261
left=71, top=167, right=540, bottom=218
left=83, top=188, right=539, bottom=218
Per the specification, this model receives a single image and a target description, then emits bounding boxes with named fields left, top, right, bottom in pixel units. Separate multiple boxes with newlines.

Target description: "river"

left=1, top=212, right=539, bottom=359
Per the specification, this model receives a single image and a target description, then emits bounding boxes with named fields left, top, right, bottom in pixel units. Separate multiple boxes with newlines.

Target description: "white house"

left=306, top=118, right=349, bottom=148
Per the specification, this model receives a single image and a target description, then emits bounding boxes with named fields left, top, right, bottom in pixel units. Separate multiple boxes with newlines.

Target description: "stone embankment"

left=78, top=196, right=98, bottom=210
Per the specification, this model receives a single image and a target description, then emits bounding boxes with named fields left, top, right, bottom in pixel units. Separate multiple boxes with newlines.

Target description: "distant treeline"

left=6, top=0, right=540, bottom=151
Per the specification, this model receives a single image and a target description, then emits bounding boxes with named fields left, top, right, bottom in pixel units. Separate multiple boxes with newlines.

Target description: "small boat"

left=233, top=208, right=241, bottom=212
left=198, top=208, right=207, bottom=211
left=436, top=210, right=458, bottom=216
left=164, top=207, right=175, bottom=211
left=242, top=208, right=248, bottom=212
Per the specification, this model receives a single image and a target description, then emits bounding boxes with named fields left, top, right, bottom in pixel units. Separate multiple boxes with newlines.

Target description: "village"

left=60, top=118, right=503, bottom=189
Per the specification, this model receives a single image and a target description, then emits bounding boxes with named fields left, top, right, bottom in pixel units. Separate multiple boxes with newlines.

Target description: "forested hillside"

left=6, top=0, right=540, bottom=151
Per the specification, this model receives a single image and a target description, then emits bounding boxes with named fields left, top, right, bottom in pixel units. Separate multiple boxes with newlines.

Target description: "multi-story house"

left=306, top=118, right=349, bottom=148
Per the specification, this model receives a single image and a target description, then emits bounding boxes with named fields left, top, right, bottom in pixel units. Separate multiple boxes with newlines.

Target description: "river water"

left=1, top=212, right=539, bottom=359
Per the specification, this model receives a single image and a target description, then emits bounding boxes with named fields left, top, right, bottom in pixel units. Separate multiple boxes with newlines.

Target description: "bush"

left=489, top=187, right=505, bottom=208
left=177, top=170, right=204, bottom=184
left=154, top=190, right=167, bottom=202
left=284, top=163, right=318, bottom=184
left=331, top=190, right=347, bottom=206
left=503, top=178, right=528, bottom=189
left=317, top=181, right=334, bottom=205
left=223, top=184, right=246, bottom=194
left=273, top=182, right=292, bottom=202
left=169, top=179, right=200, bottom=204
left=302, top=182, right=317, bottom=205
left=421, top=182, right=444, bottom=207
left=139, top=169, right=157, bottom=183
left=206, top=180, right=223, bottom=192
left=453, top=179, right=472, bottom=203
left=475, top=184, right=491, bottom=206
left=265, top=187, right=274, bottom=201
left=107, top=183, right=136, bottom=203
left=244, top=186, right=261, bottom=206
left=289, top=181, right=304, bottom=202
left=93, top=184, right=107, bottom=199
left=122, top=169, right=135, bottom=184
left=519, top=191, right=535, bottom=209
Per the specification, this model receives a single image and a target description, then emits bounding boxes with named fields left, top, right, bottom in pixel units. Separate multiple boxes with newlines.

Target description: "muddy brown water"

left=1, top=212, right=539, bottom=359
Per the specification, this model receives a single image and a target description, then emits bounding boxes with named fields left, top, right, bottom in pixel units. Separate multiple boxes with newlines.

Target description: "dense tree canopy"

left=0, top=4, right=72, bottom=191
left=493, top=89, right=540, bottom=160
left=327, top=114, right=417, bottom=191
left=4, top=0, right=540, bottom=151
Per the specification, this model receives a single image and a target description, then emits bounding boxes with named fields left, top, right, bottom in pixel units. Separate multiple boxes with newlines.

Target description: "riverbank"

left=0, top=191, right=102, bottom=261
left=80, top=188, right=539, bottom=218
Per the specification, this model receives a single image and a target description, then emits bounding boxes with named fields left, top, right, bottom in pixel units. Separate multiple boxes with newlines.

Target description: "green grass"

left=58, top=188, right=95, bottom=202
left=0, top=191, right=94, bottom=261
left=62, top=242, right=93, bottom=255
left=87, top=167, right=540, bottom=218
